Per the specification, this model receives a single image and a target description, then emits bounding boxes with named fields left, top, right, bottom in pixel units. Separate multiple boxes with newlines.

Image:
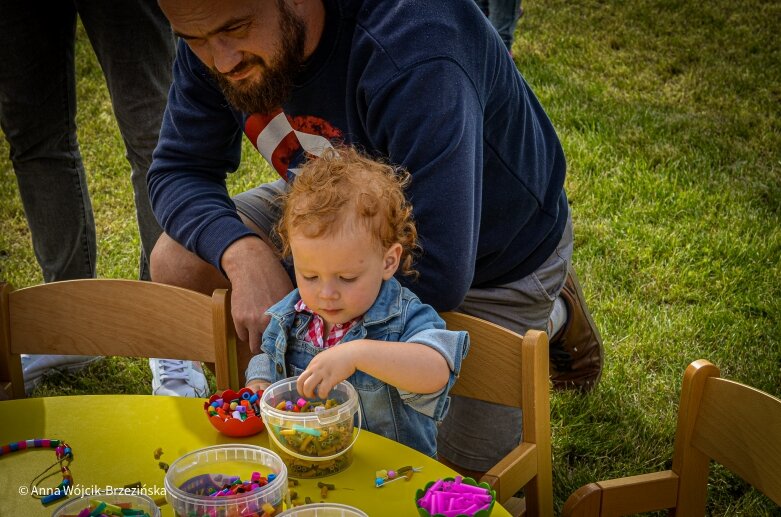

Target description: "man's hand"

left=221, top=236, right=293, bottom=354
left=297, top=344, right=358, bottom=399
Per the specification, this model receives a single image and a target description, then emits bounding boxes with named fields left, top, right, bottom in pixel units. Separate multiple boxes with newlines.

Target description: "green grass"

left=2, top=2, right=780, bottom=514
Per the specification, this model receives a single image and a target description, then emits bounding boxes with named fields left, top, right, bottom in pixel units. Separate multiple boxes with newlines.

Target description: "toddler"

left=245, top=146, right=469, bottom=456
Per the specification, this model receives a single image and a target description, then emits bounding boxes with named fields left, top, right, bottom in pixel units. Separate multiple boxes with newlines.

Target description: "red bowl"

left=204, top=388, right=265, bottom=437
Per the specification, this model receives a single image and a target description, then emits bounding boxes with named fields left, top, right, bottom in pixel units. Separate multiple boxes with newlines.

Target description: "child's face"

left=289, top=225, right=402, bottom=327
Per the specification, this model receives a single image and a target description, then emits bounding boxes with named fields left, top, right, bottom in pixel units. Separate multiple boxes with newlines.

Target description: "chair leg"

left=503, top=496, right=526, bottom=517
left=0, top=382, right=10, bottom=401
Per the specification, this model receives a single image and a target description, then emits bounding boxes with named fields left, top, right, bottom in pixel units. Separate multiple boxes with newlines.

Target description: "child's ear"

left=382, top=243, right=403, bottom=280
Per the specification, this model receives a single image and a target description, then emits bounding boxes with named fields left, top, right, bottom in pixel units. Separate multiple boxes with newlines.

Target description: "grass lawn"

left=1, top=1, right=779, bottom=514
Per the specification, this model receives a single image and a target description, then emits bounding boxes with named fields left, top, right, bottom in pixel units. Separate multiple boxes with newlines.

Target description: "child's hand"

left=245, top=380, right=270, bottom=394
left=297, top=344, right=357, bottom=399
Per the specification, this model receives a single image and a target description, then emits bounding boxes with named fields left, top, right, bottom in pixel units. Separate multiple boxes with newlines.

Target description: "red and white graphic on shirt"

left=244, top=110, right=342, bottom=181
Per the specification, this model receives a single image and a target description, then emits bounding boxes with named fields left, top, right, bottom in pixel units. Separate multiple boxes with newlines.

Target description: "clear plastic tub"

left=259, top=377, right=360, bottom=478
left=164, top=444, right=289, bottom=517
left=51, top=491, right=160, bottom=517
left=277, top=503, right=369, bottom=516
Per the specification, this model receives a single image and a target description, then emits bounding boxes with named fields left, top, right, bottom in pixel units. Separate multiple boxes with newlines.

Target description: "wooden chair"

left=562, top=359, right=781, bottom=516
left=0, top=279, right=239, bottom=399
left=440, top=312, right=553, bottom=516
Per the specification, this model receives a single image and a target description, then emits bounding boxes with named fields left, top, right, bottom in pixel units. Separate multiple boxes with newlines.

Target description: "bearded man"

left=148, top=0, right=603, bottom=479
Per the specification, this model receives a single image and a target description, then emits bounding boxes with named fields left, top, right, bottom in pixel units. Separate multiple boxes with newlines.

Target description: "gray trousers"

left=438, top=216, right=572, bottom=470
left=0, top=0, right=175, bottom=281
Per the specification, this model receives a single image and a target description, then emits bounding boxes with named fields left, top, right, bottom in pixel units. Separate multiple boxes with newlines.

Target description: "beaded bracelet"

left=0, top=438, right=74, bottom=505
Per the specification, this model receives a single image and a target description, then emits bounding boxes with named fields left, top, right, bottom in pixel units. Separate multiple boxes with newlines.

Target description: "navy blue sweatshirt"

left=148, top=0, right=568, bottom=311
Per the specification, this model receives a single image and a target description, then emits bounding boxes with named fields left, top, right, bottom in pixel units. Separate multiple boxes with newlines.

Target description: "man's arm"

left=147, top=40, right=252, bottom=272
left=221, top=236, right=292, bottom=353
left=148, top=41, right=292, bottom=349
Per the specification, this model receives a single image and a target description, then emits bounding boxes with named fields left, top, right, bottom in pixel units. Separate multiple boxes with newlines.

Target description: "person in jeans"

left=244, top=147, right=469, bottom=456
left=0, top=0, right=204, bottom=397
left=475, top=0, right=524, bottom=55
left=149, top=0, right=603, bottom=477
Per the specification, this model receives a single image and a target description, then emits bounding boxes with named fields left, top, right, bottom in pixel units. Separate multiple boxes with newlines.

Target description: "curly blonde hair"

left=276, top=146, right=419, bottom=277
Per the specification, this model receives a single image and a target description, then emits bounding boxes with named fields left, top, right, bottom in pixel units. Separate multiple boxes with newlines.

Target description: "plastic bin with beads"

left=259, top=377, right=361, bottom=478
left=164, top=444, right=290, bottom=517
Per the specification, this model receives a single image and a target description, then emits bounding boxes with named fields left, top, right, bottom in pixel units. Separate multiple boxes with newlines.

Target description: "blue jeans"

left=0, top=0, right=175, bottom=281
left=475, top=0, right=523, bottom=51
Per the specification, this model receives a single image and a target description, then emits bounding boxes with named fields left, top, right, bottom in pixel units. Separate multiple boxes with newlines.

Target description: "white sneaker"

left=149, top=358, right=209, bottom=398
left=21, top=354, right=103, bottom=395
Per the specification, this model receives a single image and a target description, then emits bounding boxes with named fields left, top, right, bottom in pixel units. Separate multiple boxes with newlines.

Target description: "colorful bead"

left=0, top=438, right=74, bottom=506
left=205, top=388, right=263, bottom=426
left=275, top=398, right=341, bottom=413
left=416, top=476, right=494, bottom=516
left=375, top=466, right=422, bottom=487
left=205, top=472, right=274, bottom=498
left=292, top=425, right=322, bottom=437
left=0, top=438, right=62, bottom=457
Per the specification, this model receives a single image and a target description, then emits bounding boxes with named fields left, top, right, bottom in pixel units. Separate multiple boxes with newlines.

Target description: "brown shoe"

left=549, top=266, right=603, bottom=391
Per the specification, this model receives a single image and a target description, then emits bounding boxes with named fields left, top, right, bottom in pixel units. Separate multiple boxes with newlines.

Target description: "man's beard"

left=212, top=2, right=306, bottom=114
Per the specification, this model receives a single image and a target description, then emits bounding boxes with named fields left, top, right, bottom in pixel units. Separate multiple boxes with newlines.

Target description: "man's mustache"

left=214, top=56, right=266, bottom=79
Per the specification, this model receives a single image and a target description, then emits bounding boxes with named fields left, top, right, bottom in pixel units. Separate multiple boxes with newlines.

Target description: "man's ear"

left=382, top=243, right=403, bottom=280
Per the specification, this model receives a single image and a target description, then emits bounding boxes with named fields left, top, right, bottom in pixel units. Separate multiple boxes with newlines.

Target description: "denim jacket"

left=246, top=278, right=469, bottom=457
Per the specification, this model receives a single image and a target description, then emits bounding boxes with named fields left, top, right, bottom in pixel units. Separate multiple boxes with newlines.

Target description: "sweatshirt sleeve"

left=147, top=40, right=256, bottom=272
left=245, top=353, right=275, bottom=384
left=361, top=59, right=483, bottom=311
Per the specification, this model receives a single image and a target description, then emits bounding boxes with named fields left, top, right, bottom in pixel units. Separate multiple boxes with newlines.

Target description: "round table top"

left=0, top=395, right=510, bottom=516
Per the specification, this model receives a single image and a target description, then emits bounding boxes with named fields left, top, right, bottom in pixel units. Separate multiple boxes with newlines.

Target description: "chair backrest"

left=673, top=360, right=781, bottom=512
left=439, top=311, right=553, bottom=516
left=562, top=359, right=781, bottom=516
left=0, top=279, right=239, bottom=398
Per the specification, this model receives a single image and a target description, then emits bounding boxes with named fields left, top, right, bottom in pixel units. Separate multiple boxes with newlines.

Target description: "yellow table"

left=0, top=395, right=510, bottom=516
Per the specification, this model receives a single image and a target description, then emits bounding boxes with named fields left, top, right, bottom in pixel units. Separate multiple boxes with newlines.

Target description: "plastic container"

left=259, top=377, right=361, bottom=478
left=51, top=491, right=160, bottom=517
left=164, top=444, right=289, bottom=517
left=277, top=503, right=369, bottom=516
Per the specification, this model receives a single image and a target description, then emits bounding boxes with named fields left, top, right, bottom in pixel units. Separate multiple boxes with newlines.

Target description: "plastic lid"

left=277, top=502, right=369, bottom=516
left=51, top=490, right=160, bottom=517
left=164, top=445, right=287, bottom=509
left=259, top=377, right=359, bottom=426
